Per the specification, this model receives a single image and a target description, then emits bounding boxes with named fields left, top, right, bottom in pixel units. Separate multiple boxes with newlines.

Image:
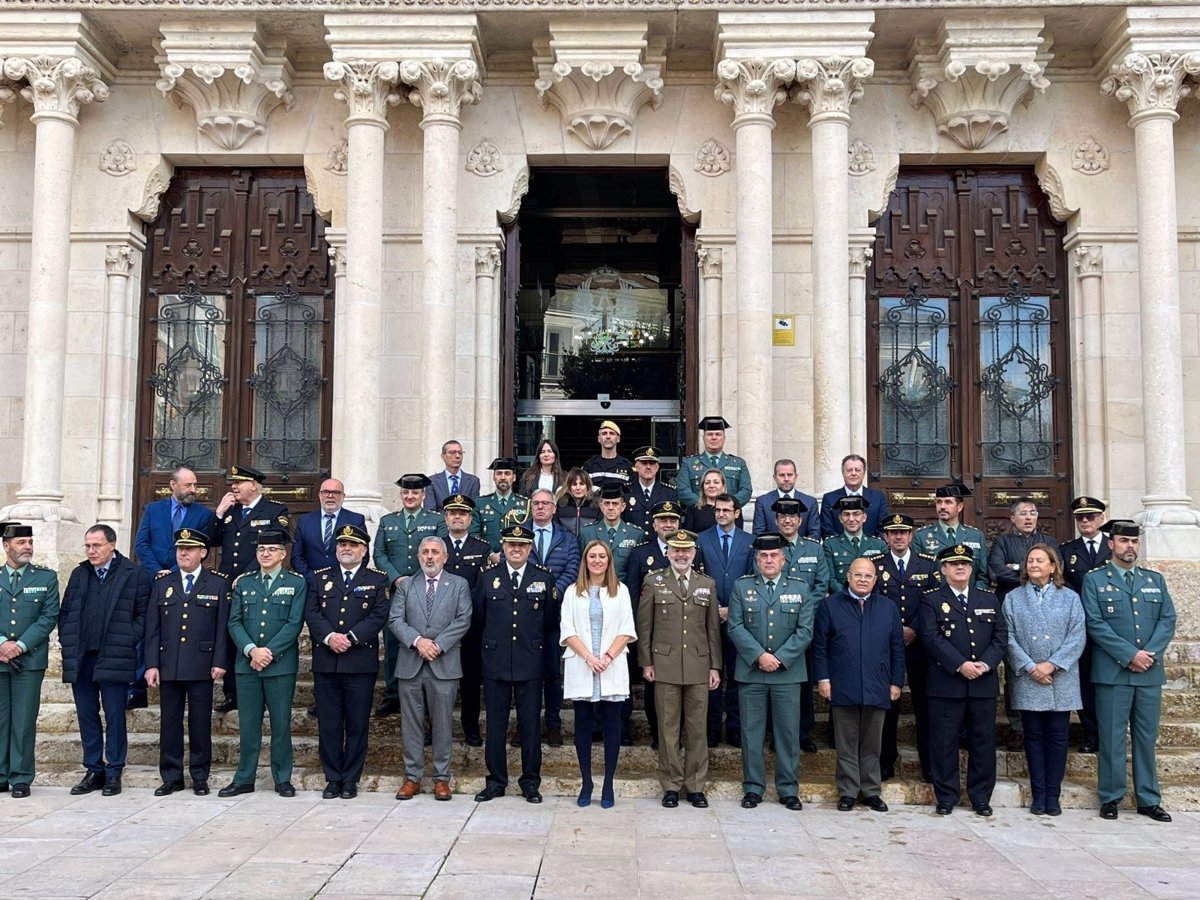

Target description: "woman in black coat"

left=556, top=468, right=601, bottom=538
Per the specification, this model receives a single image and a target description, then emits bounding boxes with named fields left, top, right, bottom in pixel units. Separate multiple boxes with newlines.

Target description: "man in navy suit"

left=623, top=446, right=677, bottom=535
left=525, top=488, right=580, bottom=746
left=753, top=458, right=819, bottom=539
left=291, top=478, right=368, bottom=577
left=695, top=494, right=754, bottom=747
left=423, top=440, right=481, bottom=511
left=134, top=467, right=217, bottom=577
left=819, top=454, right=890, bottom=539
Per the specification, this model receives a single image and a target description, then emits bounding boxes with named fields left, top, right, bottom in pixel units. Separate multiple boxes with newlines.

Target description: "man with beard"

left=473, top=458, right=531, bottom=560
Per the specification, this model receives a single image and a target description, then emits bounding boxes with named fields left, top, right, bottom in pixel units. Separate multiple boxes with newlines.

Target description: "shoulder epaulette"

left=155, top=570, right=173, bottom=580
left=232, top=571, right=254, bottom=585
left=918, top=552, right=938, bottom=561
left=863, top=550, right=886, bottom=560
left=922, top=583, right=943, bottom=594
left=532, top=562, right=554, bottom=576
left=28, top=562, right=51, bottom=572
left=734, top=573, right=757, bottom=583
left=368, top=566, right=388, bottom=576
left=213, top=571, right=230, bottom=581
left=313, top=566, right=333, bottom=575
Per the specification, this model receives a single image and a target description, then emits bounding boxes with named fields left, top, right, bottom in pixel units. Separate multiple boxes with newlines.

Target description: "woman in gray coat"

left=1003, top=544, right=1086, bottom=816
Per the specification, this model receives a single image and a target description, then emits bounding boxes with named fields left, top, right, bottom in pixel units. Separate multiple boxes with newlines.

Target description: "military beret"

left=666, top=530, right=697, bottom=549
left=934, top=482, right=972, bottom=499
left=488, top=457, right=518, bottom=472
left=256, top=529, right=291, bottom=546
left=834, top=495, right=870, bottom=512
left=937, top=544, right=974, bottom=564
left=752, top=533, right=786, bottom=551
left=1071, top=496, right=1106, bottom=516
left=1102, top=519, right=1139, bottom=538
left=881, top=513, right=915, bottom=531
left=698, top=416, right=731, bottom=431
left=598, top=484, right=625, bottom=501
left=598, top=420, right=621, bottom=437
left=333, top=523, right=370, bottom=546
left=633, top=446, right=661, bottom=462
left=771, top=497, right=808, bottom=516
left=173, top=528, right=210, bottom=548
left=500, top=524, right=534, bottom=544
left=651, top=500, right=683, bottom=519
left=442, top=494, right=476, bottom=512
left=228, top=464, right=266, bottom=484
left=396, top=473, right=432, bottom=490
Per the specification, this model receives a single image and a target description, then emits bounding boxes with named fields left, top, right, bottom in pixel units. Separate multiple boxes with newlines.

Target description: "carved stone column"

left=1071, top=245, right=1107, bottom=500
left=1102, top=50, right=1200, bottom=556
left=848, top=243, right=873, bottom=456
left=323, top=58, right=400, bottom=520
left=697, top=245, right=723, bottom=418
left=96, top=245, right=135, bottom=531
left=715, top=57, right=794, bottom=489
left=793, top=56, right=873, bottom=492
left=401, top=56, right=482, bottom=469
left=1, top=55, right=108, bottom=533
left=325, top=238, right=348, bottom=478
left=474, top=246, right=501, bottom=473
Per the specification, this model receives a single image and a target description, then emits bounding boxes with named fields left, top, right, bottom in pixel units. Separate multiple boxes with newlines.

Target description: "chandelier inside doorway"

left=568, top=265, right=668, bottom=354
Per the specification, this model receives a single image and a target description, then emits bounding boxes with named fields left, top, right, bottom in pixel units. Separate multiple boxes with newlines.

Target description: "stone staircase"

left=30, top=634, right=1200, bottom=809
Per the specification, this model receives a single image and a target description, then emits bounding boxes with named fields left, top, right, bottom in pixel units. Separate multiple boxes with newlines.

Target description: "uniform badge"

left=493, top=577, right=501, bottom=589
left=941, top=602, right=951, bottom=613
left=325, top=581, right=333, bottom=592
left=533, top=602, right=539, bottom=610
left=279, top=516, right=289, bottom=526
left=166, top=587, right=174, bottom=598
left=224, top=515, right=232, bottom=524
left=647, top=556, right=655, bottom=566
left=881, top=571, right=890, bottom=581
left=363, top=602, right=369, bottom=609
left=628, top=497, right=636, bottom=507
left=1070, top=555, right=1077, bottom=566
left=655, top=574, right=664, bottom=582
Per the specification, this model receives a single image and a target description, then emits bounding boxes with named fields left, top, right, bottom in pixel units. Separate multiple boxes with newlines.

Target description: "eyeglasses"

left=1075, top=512, right=1100, bottom=520
left=319, top=490, right=344, bottom=496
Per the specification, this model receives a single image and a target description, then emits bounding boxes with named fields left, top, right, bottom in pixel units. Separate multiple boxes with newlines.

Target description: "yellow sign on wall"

left=772, top=315, right=795, bottom=347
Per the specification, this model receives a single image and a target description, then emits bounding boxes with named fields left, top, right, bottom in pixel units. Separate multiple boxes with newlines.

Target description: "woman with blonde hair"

left=521, top=438, right=565, bottom=496
left=682, top=468, right=744, bottom=533
left=1003, top=543, right=1086, bottom=816
left=560, top=540, right=636, bottom=808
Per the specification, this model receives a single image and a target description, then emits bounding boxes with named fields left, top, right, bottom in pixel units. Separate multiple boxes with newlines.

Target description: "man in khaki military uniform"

left=636, top=530, right=722, bottom=809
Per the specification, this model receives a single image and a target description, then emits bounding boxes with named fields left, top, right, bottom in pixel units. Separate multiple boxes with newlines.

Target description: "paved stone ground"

left=0, top=789, right=1198, bottom=899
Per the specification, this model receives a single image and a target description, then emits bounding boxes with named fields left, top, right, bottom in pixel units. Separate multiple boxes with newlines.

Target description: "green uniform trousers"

left=739, top=682, right=801, bottom=797
left=1095, top=683, right=1162, bottom=807
left=234, top=672, right=297, bottom=784
left=0, top=667, right=45, bottom=786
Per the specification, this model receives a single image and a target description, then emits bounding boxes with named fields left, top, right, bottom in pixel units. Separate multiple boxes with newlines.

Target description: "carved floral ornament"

left=792, top=56, right=875, bottom=119
left=536, top=59, right=663, bottom=151
left=847, top=138, right=875, bottom=175
left=714, top=57, right=796, bottom=119
left=0, top=82, right=16, bottom=128
left=466, top=140, right=504, bottom=176
left=909, top=57, right=1049, bottom=150
left=105, top=244, right=135, bottom=276
left=1071, top=137, right=1109, bottom=175
left=694, top=138, right=731, bottom=176
left=1, top=55, right=109, bottom=119
left=100, top=140, right=137, bottom=176
left=1101, top=51, right=1200, bottom=119
left=323, top=59, right=402, bottom=123
left=400, top=58, right=482, bottom=123
left=325, top=138, right=348, bottom=175
left=156, top=59, right=293, bottom=150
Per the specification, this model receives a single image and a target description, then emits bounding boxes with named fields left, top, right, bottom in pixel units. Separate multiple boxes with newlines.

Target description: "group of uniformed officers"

left=0, top=416, right=1177, bottom=823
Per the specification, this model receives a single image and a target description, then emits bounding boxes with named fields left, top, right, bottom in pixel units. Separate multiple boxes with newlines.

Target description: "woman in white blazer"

left=560, top=540, right=637, bottom=808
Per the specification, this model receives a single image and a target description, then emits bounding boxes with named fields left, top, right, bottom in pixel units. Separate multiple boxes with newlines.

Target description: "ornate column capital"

left=792, top=56, right=874, bottom=127
left=848, top=244, right=874, bottom=278
left=323, top=59, right=402, bottom=128
left=400, top=57, right=481, bottom=129
left=327, top=244, right=346, bottom=274
left=1072, top=244, right=1104, bottom=279
left=1, top=55, right=108, bottom=125
left=714, top=57, right=796, bottom=129
left=104, top=244, right=135, bottom=277
left=1101, top=51, right=1200, bottom=125
left=698, top=245, right=723, bottom=279
left=0, top=80, right=17, bottom=129
left=474, top=246, right=501, bottom=278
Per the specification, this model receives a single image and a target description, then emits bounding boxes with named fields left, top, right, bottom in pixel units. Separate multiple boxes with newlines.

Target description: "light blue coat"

left=1003, top=582, right=1086, bottom=712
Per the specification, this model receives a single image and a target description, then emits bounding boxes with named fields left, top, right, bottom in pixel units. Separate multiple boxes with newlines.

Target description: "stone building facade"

left=0, top=2, right=1198, bottom=626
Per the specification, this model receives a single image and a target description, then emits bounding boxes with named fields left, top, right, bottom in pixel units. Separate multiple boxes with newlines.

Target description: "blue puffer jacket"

left=59, top=552, right=150, bottom=684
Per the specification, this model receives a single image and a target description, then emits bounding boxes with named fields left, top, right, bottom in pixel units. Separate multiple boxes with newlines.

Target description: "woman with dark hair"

left=682, top=468, right=744, bottom=534
left=521, top=438, right=565, bottom=497
left=1004, top=543, right=1086, bottom=816
left=556, top=468, right=601, bottom=538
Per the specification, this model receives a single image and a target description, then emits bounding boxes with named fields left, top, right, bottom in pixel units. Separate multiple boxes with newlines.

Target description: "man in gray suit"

left=423, top=440, right=482, bottom=510
left=389, top=536, right=473, bottom=800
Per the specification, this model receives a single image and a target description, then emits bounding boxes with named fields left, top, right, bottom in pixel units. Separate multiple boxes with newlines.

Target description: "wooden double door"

left=134, top=168, right=334, bottom=516
left=867, top=168, right=1073, bottom=541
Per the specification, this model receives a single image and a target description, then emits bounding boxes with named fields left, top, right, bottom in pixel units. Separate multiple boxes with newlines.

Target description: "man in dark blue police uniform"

left=441, top=494, right=491, bottom=746
left=1059, top=495, right=1110, bottom=754
left=623, top=446, right=676, bottom=536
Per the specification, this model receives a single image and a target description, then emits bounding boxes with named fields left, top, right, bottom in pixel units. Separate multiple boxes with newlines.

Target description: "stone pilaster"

left=1070, top=245, right=1107, bottom=501
left=848, top=242, right=873, bottom=457
left=474, top=246, right=501, bottom=475
left=697, top=244, right=724, bottom=419
left=96, top=244, right=136, bottom=532
left=325, top=237, right=349, bottom=492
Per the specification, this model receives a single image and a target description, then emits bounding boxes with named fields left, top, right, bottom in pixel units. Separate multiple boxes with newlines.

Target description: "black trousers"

left=707, top=626, right=740, bottom=740
left=928, top=695, right=997, bottom=808
left=881, top=643, right=930, bottom=778
left=484, top=677, right=542, bottom=793
left=1077, top=638, right=1099, bottom=745
left=622, top=655, right=658, bottom=740
left=158, top=678, right=214, bottom=783
left=459, top=629, right=484, bottom=739
left=313, top=671, right=377, bottom=787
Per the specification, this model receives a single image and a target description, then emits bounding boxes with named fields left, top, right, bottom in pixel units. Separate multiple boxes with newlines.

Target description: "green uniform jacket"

left=823, top=533, right=886, bottom=593
left=0, top=565, right=60, bottom=671
left=772, top=536, right=831, bottom=599
left=727, top=574, right=815, bottom=685
left=228, top=569, right=307, bottom=677
left=470, top=492, right=530, bottom=554
left=373, top=508, right=447, bottom=584
left=579, top=520, right=645, bottom=582
left=1081, top=562, right=1176, bottom=686
left=913, top=523, right=989, bottom=590
left=677, top=452, right=753, bottom=507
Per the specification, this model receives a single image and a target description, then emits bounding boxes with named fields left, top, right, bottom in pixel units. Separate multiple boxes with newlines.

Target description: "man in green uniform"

left=472, top=457, right=530, bottom=558
left=678, top=416, right=752, bottom=508
left=728, top=533, right=817, bottom=811
left=823, top=496, right=886, bottom=591
left=1081, top=520, right=1176, bottom=823
left=0, top=524, right=60, bottom=797
left=220, top=530, right=307, bottom=797
left=372, top=473, right=447, bottom=715
left=580, top=484, right=645, bottom=582
left=913, top=483, right=989, bottom=590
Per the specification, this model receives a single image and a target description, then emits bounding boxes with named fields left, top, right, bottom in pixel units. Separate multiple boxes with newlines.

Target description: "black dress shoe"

left=322, top=782, right=342, bottom=799
left=800, top=738, right=818, bottom=753
left=935, top=803, right=954, bottom=816
left=864, top=796, right=888, bottom=812
left=375, top=698, right=400, bottom=717
left=465, top=734, right=483, bottom=747
left=101, top=779, right=122, bottom=796
left=474, top=785, right=505, bottom=802
left=620, top=728, right=633, bottom=747
left=10, top=783, right=30, bottom=799
left=741, top=792, right=762, bottom=809
left=1079, top=741, right=1098, bottom=754
left=837, top=795, right=856, bottom=811
left=779, top=795, right=803, bottom=811
left=687, top=792, right=709, bottom=808
left=1030, top=803, right=1047, bottom=815
left=973, top=804, right=993, bottom=817
left=154, top=780, right=185, bottom=797
left=1100, top=801, right=1119, bottom=820
left=216, top=696, right=237, bottom=713
left=126, top=694, right=149, bottom=710
left=274, top=781, right=296, bottom=797
left=218, top=782, right=255, bottom=798
left=1046, top=804, right=1062, bottom=816
left=1137, top=805, right=1172, bottom=822
left=546, top=727, right=563, bottom=747
left=71, top=772, right=105, bottom=795
left=192, top=781, right=210, bottom=796
left=340, top=785, right=358, bottom=800
left=523, top=789, right=543, bottom=804
left=662, top=791, right=679, bottom=808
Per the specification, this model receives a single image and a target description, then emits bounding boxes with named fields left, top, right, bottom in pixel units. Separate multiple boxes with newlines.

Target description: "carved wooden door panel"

left=867, top=168, right=1072, bottom=540
left=135, top=168, right=334, bottom=518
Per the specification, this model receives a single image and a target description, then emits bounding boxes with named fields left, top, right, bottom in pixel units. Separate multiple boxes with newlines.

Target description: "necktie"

left=722, top=533, right=731, bottom=561
left=450, top=474, right=460, bottom=494
left=184, top=573, right=194, bottom=595
left=1087, top=539, right=1097, bottom=562
left=679, top=573, right=688, bottom=593
left=766, top=580, right=776, bottom=601
left=10, top=569, right=20, bottom=592
left=946, top=527, right=956, bottom=543
left=511, top=569, right=520, bottom=590
left=97, top=567, right=107, bottom=583
left=896, top=557, right=906, bottom=581
left=851, top=536, right=860, bottom=552
left=537, top=528, right=548, bottom=562
left=263, top=573, right=273, bottom=593
left=426, top=577, right=436, bottom=618
left=1125, top=570, right=1134, bottom=591
left=323, top=513, right=335, bottom=547
left=957, top=592, right=967, bottom=609
left=454, top=539, right=462, bottom=553
left=859, top=596, right=865, bottom=612
left=406, top=514, right=415, bottom=532
left=644, top=488, right=652, bottom=503
left=171, top=503, right=184, bottom=532
left=608, top=528, right=617, bottom=542
left=344, top=570, right=353, bottom=589
left=242, top=505, right=251, bottom=521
